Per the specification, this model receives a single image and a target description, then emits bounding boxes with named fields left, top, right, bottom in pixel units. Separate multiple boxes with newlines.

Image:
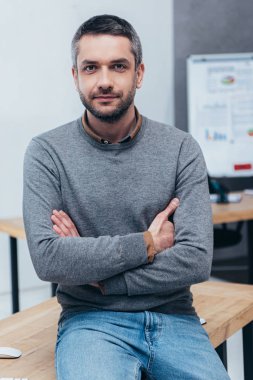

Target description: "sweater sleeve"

left=23, top=139, right=148, bottom=286
left=100, top=135, right=213, bottom=296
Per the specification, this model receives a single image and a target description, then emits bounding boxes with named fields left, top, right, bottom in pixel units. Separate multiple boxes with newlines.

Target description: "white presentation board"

left=187, top=53, right=253, bottom=177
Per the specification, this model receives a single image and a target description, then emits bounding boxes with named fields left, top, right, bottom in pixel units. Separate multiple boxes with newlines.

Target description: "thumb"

left=163, top=198, right=180, bottom=218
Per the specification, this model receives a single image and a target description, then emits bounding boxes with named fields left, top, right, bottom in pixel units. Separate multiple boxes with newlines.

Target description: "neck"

left=86, top=104, right=136, bottom=143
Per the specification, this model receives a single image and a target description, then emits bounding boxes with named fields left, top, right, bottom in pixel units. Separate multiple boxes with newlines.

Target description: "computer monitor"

left=187, top=52, right=253, bottom=177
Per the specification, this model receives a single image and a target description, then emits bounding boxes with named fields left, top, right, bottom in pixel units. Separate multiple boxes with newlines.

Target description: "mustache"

left=92, top=90, right=122, bottom=98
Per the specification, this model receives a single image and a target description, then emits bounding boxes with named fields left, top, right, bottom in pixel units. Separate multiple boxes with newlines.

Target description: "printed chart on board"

left=187, top=53, right=253, bottom=177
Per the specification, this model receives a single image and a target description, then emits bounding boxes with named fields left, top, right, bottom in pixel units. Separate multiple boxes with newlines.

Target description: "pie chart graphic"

left=221, top=75, right=235, bottom=85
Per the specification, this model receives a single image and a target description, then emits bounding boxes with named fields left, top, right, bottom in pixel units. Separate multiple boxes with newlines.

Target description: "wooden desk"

left=192, top=281, right=253, bottom=380
left=0, top=297, right=59, bottom=379
left=212, top=192, right=253, bottom=283
left=0, top=218, right=56, bottom=314
left=0, top=281, right=253, bottom=379
left=0, top=218, right=25, bottom=239
left=0, top=218, right=25, bottom=313
left=212, top=192, right=253, bottom=224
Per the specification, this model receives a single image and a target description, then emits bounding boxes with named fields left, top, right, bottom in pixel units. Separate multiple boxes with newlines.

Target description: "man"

left=23, top=14, right=230, bottom=380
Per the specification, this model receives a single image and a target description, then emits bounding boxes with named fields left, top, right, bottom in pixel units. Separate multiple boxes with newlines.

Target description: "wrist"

left=143, top=231, right=157, bottom=263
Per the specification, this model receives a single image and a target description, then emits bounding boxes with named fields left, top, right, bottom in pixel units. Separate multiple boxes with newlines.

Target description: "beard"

left=77, top=83, right=136, bottom=123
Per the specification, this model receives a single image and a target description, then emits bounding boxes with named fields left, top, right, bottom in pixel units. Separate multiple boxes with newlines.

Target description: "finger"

left=52, top=210, right=77, bottom=237
left=163, top=198, right=179, bottom=217
left=152, top=198, right=179, bottom=228
left=51, top=214, right=69, bottom=236
left=89, top=282, right=100, bottom=288
left=51, top=214, right=62, bottom=228
left=53, top=224, right=66, bottom=237
left=58, top=210, right=80, bottom=236
left=51, top=213, right=73, bottom=236
left=51, top=213, right=66, bottom=229
left=53, top=210, right=73, bottom=228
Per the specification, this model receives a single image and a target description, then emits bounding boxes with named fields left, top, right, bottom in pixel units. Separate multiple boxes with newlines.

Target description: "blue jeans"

left=55, top=310, right=230, bottom=380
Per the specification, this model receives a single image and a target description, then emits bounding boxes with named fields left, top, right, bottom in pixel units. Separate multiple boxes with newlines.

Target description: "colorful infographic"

left=187, top=53, right=253, bottom=177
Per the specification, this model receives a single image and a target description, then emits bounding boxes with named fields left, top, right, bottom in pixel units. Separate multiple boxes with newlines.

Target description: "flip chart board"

left=187, top=53, right=253, bottom=177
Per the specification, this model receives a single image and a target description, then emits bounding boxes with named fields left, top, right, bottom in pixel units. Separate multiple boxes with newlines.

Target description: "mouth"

left=93, top=95, right=119, bottom=102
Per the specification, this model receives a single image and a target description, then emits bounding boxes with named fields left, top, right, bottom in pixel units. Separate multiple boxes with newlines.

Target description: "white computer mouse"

left=0, top=346, right=22, bottom=358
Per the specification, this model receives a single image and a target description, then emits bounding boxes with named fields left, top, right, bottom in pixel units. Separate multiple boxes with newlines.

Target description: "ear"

left=136, top=63, right=145, bottom=89
left=72, top=66, right=79, bottom=90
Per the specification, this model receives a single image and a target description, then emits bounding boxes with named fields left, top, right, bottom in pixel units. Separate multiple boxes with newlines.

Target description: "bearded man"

left=23, top=14, right=230, bottom=380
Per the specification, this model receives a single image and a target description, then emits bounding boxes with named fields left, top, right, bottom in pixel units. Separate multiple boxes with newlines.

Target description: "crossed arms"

left=23, top=135, right=213, bottom=296
left=51, top=198, right=179, bottom=291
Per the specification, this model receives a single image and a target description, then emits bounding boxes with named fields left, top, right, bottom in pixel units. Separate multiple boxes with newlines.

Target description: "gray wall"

left=174, top=0, right=253, bottom=133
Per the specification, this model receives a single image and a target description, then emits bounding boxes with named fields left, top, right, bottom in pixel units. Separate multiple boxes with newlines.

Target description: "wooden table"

left=0, top=281, right=253, bottom=379
left=0, top=218, right=25, bottom=313
left=212, top=192, right=253, bottom=283
left=192, top=281, right=253, bottom=379
left=0, top=297, right=59, bottom=379
left=212, top=192, right=253, bottom=224
left=0, top=218, right=56, bottom=314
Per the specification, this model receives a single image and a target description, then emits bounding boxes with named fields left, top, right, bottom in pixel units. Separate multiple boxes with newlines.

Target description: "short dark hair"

left=71, top=14, right=142, bottom=70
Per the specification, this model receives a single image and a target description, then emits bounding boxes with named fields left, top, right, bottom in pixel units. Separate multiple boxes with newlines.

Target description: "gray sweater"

left=23, top=115, right=213, bottom=319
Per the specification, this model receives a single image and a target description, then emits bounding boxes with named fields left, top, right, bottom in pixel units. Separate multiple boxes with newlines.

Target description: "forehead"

left=76, top=34, right=134, bottom=65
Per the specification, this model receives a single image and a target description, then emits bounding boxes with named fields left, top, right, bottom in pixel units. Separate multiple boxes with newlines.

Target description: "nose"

left=96, top=67, right=113, bottom=90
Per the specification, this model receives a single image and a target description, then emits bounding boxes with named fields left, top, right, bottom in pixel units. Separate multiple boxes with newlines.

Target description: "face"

left=72, top=34, right=144, bottom=123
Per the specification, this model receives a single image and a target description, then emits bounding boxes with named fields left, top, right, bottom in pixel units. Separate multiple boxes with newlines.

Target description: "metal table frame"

left=9, top=236, right=56, bottom=314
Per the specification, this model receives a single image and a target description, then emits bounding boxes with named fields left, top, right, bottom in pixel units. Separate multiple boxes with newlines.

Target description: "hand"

left=148, top=197, right=179, bottom=253
left=51, top=210, right=80, bottom=237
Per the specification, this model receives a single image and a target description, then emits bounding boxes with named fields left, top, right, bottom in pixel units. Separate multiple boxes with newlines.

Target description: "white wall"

left=0, top=0, right=174, bottom=303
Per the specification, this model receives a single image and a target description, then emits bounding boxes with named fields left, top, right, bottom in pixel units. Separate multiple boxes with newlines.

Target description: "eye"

left=113, top=64, right=126, bottom=71
left=83, top=65, right=96, bottom=73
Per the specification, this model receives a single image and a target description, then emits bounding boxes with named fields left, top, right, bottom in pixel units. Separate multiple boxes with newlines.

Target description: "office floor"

left=0, top=278, right=244, bottom=380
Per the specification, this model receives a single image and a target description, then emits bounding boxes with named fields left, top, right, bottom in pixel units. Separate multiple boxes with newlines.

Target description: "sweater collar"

left=81, top=107, right=142, bottom=145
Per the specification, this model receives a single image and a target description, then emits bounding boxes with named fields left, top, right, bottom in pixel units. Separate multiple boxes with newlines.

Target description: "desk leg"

left=216, top=342, right=227, bottom=370
left=10, top=237, right=19, bottom=313
left=243, top=321, right=253, bottom=380
left=248, top=221, right=253, bottom=284
left=51, top=283, right=57, bottom=296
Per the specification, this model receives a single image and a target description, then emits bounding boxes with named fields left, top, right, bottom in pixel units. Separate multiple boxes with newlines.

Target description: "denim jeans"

left=55, top=310, right=230, bottom=380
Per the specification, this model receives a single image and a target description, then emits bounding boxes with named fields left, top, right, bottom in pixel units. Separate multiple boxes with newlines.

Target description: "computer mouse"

left=199, top=317, right=206, bottom=325
left=0, top=346, right=22, bottom=358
